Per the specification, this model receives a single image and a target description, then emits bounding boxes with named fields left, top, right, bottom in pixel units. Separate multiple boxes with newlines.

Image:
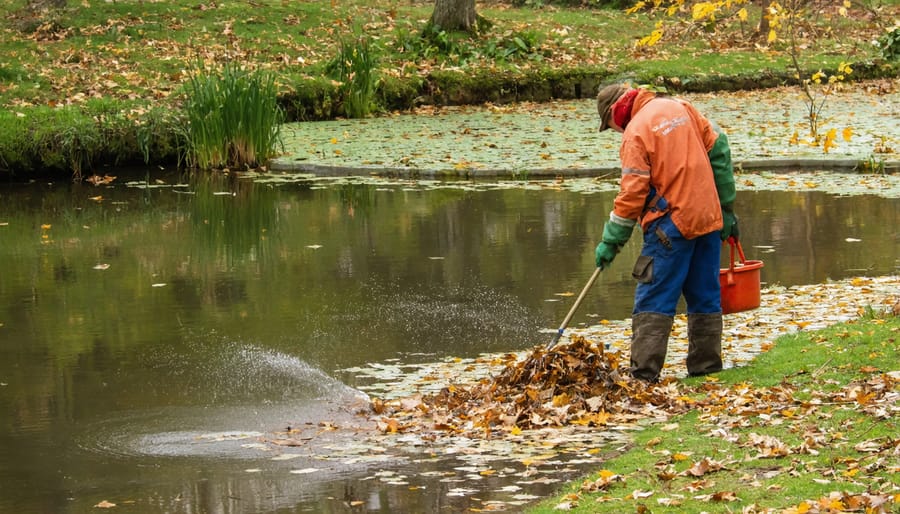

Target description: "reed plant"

left=327, top=34, right=380, bottom=118
left=182, top=63, right=284, bottom=170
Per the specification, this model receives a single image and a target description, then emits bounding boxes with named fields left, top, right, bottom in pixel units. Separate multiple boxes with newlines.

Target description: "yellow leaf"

left=842, top=127, right=853, bottom=142
left=823, top=128, right=838, bottom=154
left=767, top=29, right=777, bottom=43
left=692, top=2, right=717, bottom=21
left=638, top=28, right=664, bottom=47
left=789, top=131, right=799, bottom=145
left=330, top=137, right=338, bottom=144
left=737, top=8, right=748, bottom=21
left=510, top=425, right=522, bottom=435
left=599, top=469, right=616, bottom=479
left=41, top=224, right=52, bottom=230
left=626, top=1, right=646, bottom=15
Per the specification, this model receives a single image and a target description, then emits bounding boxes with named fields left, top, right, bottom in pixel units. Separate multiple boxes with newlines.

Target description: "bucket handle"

left=724, top=236, right=746, bottom=286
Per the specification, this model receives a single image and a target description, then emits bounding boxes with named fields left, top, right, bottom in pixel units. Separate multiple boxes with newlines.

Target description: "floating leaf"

left=289, top=468, right=320, bottom=474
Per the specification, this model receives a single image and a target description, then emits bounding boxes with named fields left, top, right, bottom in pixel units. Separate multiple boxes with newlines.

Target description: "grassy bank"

left=0, top=0, right=897, bottom=178
left=529, top=313, right=900, bottom=513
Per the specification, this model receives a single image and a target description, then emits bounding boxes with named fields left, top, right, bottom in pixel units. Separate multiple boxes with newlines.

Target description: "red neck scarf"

left=612, top=89, right=639, bottom=130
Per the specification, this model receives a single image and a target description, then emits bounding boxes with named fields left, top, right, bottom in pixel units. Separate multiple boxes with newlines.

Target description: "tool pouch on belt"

left=632, top=255, right=653, bottom=283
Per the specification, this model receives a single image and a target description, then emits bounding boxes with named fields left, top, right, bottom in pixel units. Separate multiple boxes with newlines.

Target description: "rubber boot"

left=630, top=312, right=674, bottom=382
left=686, top=313, right=724, bottom=376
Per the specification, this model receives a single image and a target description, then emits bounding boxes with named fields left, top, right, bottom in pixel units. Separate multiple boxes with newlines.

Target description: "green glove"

left=720, top=205, right=739, bottom=241
left=595, top=241, right=619, bottom=269
left=595, top=216, right=634, bottom=269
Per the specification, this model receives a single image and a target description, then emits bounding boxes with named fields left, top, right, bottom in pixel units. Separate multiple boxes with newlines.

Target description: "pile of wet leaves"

left=372, top=336, right=694, bottom=438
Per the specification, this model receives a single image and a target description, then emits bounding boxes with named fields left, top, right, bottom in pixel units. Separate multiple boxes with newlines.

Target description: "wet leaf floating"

left=289, top=468, right=320, bottom=474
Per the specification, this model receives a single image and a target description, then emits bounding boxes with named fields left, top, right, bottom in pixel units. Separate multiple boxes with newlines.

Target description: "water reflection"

left=0, top=175, right=897, bottom=513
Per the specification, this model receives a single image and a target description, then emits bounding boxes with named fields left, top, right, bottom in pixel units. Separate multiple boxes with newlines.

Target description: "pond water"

left=0, top=172, right=897, bottom=513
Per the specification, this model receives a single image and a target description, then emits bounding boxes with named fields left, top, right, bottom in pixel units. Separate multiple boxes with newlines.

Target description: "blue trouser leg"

left=683, top=229, right=722, bottom=314
left=630, top=215, right=723, bottom=379
left=633, top=215, right=722, bottom=316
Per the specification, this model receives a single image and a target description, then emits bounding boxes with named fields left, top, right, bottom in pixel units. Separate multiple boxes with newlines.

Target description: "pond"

left=0, top=171, right=898, bottom=513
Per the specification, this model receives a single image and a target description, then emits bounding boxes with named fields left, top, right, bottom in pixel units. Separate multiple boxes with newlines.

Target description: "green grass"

left=528, top=315, right=900, bottom=513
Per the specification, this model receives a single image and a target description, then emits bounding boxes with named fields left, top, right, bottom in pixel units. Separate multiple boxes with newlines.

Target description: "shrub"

left=876, top=26, right=900, bottom=61
left=327, top=33, right=380, bottom=118
left=182, top=63, right=284, bottom=170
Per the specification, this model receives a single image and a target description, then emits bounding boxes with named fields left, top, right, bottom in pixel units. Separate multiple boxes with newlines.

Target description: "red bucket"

left=719, top=238, right=764, bottom=314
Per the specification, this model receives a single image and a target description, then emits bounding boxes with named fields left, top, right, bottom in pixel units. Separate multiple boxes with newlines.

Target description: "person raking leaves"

left=594, top=82, right=738, bottom=382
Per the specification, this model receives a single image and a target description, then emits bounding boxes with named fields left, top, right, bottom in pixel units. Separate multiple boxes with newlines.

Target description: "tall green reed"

left=182, top=63, right=283, bottom=170
left=327, top=34, right=380, bottom=118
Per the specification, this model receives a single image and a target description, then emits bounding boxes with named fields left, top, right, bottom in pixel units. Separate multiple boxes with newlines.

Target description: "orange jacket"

left=613, top=90, right=722, bottom=240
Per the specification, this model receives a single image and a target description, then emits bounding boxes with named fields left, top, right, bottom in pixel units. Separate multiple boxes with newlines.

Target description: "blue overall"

left=633, top=213, right=722, bottom=316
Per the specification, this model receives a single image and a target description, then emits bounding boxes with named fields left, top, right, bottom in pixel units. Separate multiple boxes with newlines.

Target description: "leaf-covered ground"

left=274, top=80, right=899, bottom=177
left=252, top=275, right=898, bottom=513
left=2, top=1, right=892, bottom=112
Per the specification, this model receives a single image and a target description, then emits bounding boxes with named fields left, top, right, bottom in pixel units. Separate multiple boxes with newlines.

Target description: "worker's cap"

left=596, top=84, right=629, bottom=132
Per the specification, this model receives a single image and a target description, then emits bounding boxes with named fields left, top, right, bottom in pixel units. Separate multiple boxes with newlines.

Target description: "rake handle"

left=546, top=266, right=603, bottom=350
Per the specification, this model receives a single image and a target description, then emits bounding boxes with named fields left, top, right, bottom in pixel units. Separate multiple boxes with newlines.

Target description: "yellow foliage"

left=638, top=27, right=664, bottom=47
left=692, top=2, right=717, bottom=21
left=626, top=1, right=645, bottom=14
left=823, top=128, right=837, bottom=154
left=842, top=127, right=853, bottom=142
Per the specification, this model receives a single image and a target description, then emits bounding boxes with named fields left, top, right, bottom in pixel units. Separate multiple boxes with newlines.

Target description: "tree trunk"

left=755, top=0, right=770, bottom=41
left=430, top=0, right=477, bottom=32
